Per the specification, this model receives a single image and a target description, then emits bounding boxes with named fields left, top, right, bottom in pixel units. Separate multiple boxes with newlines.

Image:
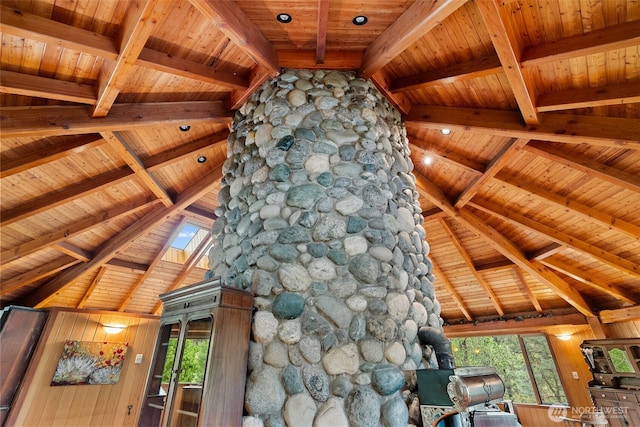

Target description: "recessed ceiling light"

left=179, top=125, right=191, bottom=132
left=277, top=13, right=292, bottom=23
left=440, top=128, right=451, bottom=135
left=423, top=156, right=433, bottom=166
left=197, top=156, right=207, bottom=163
left=352, top=15, right=368, bottom=25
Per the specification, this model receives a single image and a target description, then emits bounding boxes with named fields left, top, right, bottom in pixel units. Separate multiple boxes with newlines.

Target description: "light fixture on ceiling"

left=353, top=15, right=368, bottom=25
left=197, top=155, right=207, bottom=163
left=179, top=125, right=191, bottom=132
left=276, top=13, right=292, bottom=23
left=440, top=128, right=452, bottom=135
left=556, top=333, right=573, bottom=341
left=423, top=156, right=433, bottom=166
left=103, top=324, right=127, bottom=334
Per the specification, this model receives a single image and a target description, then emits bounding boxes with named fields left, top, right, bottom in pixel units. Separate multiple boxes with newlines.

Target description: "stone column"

left=208, top=69, right=444, bottom=426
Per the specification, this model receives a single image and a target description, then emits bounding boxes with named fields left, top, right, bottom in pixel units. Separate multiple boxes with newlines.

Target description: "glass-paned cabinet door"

left=168, top=317, right=213, bottom=427
left=139, top=322, right=180, bottom=426
left=138, top=317, right=213, bottom=427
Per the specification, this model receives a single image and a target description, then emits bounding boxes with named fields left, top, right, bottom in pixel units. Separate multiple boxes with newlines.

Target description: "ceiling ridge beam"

left=496, top=174, right=640, bottom=239
left=359, top=0, right=467, bottom=79
left=476, top=0, right=539, bottom=125
left=102, top=131, right=174, bottom=207
left=523, top=142, right=640, bottom=194
left=0, top=198, right=158, bottom=266
left=0, top=134, right=105, bottom=179
left=117, top=216, right=190, bottom=312
left=278, top=50, right=362, bottom=70
left=438, top=218, right=505, bottom=316
left=454, top=138, right=529, bottom=208
left=469, top=199, right=640, bottom=278
left=431, top=261, right=473, bottom=321
left=540, top=258, right=638, bottom=305
left=19, top=166, right=222, bottom=308
left=0, top=168, right=133, bottom=226
left=0, top=101, right=232, bottom=138
left=190, top=0, right=279, bottom=77
left=404, top=105, right=640, bottom=147
left=0, top=70, right=96, bottom=105
left=418, top=175, right=594, bottom=316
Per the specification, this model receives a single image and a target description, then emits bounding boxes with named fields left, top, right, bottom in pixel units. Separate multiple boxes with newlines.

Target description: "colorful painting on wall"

left=51, top=340, right=128, bottom=386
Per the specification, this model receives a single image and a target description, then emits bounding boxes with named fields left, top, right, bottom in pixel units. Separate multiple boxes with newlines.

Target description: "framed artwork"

left=51, top=340, right=128, bottom=386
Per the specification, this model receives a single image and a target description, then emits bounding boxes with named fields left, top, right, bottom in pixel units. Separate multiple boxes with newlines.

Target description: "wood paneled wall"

left=6, top=308, right=159, bottom=427
left=604, top=320, right=640, bottom=339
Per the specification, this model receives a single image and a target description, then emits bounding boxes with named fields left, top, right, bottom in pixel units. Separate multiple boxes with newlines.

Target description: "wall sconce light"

left=556, top=333, right=573, bottom=341
left=103, top=324, right=127, bottom=334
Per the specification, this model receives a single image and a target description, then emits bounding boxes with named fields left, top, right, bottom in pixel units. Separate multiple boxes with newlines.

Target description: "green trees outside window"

left=450, top=334, right=568, bottom=405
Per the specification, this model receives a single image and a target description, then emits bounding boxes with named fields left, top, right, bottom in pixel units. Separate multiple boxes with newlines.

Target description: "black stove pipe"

left=418, top=326, right=455, bottom=369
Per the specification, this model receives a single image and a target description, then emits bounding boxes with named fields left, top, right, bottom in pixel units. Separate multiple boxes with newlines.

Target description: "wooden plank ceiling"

left=1, top=0, right=639, bottom=325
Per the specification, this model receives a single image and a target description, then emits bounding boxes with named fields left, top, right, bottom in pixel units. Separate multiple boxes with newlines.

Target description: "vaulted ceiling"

left=1, top=0, right=639, bottom=326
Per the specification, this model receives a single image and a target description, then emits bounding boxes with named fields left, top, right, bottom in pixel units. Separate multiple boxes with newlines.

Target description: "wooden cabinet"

left=138, top=278, right=253, bottom=427
left=582, top=339, right=640, bottom=427
left=0, top=306, right=47, bottom=426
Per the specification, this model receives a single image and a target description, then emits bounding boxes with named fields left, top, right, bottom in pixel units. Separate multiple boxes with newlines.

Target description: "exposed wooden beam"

left=0, top=134, right=105, bottom=179
left=278, top=50, right=362, bottom=70
left=521, top=20, right=640, bottom=67
left=369, top=70, right=412, bottom=115
left=77, top=267, right=107, bottom=309
left=599, top=306, right=640, bottom=324
left=537, top=81, right=640, bottom=112
left=316, top=0, right=329, bottom=64
left=0, top=101, right=232, bottom=138
left=0, top=6, right=249, bottom=91
left=53, top=242, right=92, bottom=262
left=0, top=256, right=81, bottom=296
left=528, top=243, right=564, bottom=261
left=474, top=259, right=514, bottom=272
left=93, top=0, right=164, bottom=117
left=476, top=0, right=539, bottom=125
left=228, top=66, right=272, bottom=110
left=391, top=56, right=503, bottom=93
left=19, top=167, right=222, bottom=308
left=541, top=257, right=638, bottom=305
left=359, top=0, right=466, bottom=79
left=102, top=131, right=174, bottom=207
left=0, top=70, right=96, bottom=105
left=444, top=313, right=588, bottom=337
left=431, top=262, right=473, bottom=321
left=0, top=168, right=133, bottom=226
left=152, top=233, right=213, bottom=315
left=0, top=198, right=158, bottom=266
left=0, top=5, right=119, bottom=59
left=587, top=316, right=608, bottom=339
left=418, top=176, right=595, bottom=316
left=496, top=174, right=640, bottom=239
left=469, top=199, right=640, bottom=278
left=190, top=0, right=280, bottom=77
left=183, top=205, right=218, bottom=222
left=422, top=207, right=447, bottom=221
left=136, top=48, right=249, bottom=90
left=404, top=106, right=640, bottom=148
left=117, top=216, right=190, bottom=312
left=438, top=218, right=505, bottom=316
left=454, top=138, right=528, bottom=208
left=106, top=259, right=149, bottom=274
left=145, top=132, right=228, bottom=171
left=522, top=141, right=640, bottom=194
left=410, top=136, right=485, bottom=174
left=513, top=267, right=543, bottom=313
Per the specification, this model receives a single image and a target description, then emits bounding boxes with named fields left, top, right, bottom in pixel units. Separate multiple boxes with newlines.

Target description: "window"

left=450, top=334, right=568, bottom=405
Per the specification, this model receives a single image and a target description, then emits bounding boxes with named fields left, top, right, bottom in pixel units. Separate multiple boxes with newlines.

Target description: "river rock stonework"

left=207, top=69, right=444, bottom=426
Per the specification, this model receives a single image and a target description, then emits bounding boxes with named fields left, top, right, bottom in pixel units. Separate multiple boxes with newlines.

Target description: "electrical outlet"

left=135, top=354, right=143, bottom=364
left=572, top=371, right=579, bottom=379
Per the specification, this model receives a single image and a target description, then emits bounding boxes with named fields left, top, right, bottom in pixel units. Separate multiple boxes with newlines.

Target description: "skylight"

left=171, top=224, right=200, bottom=250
